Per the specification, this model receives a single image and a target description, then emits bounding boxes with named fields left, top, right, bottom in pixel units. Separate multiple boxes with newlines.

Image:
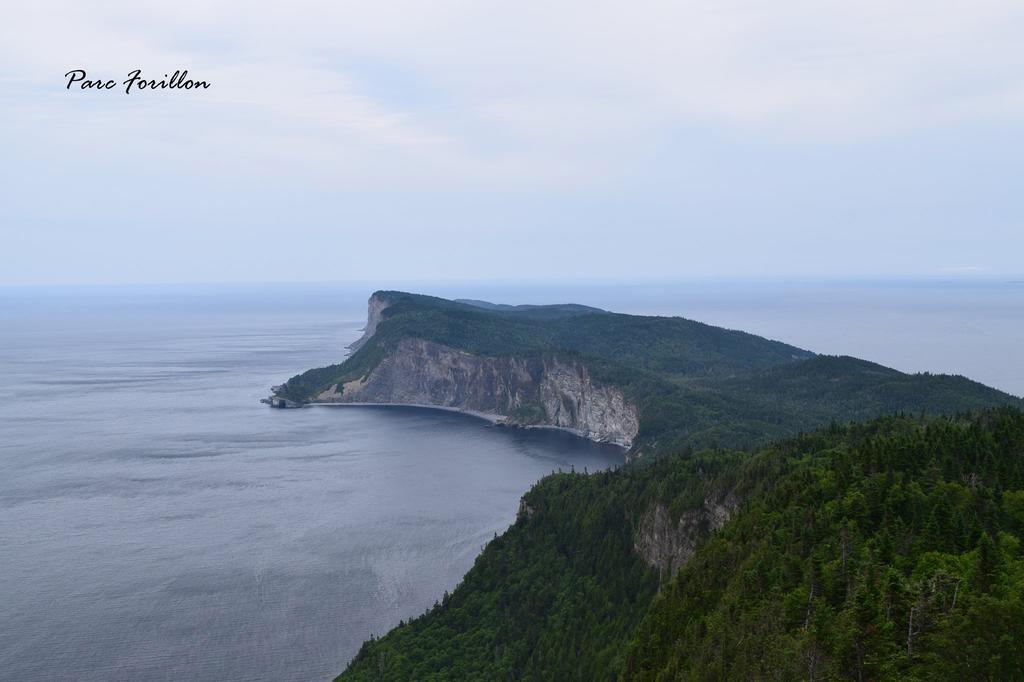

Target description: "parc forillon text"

left=64, top=69, right=210, bottom=94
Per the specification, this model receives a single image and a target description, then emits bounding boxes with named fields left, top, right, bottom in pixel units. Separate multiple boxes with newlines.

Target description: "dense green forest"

left=341, top=408, right=1024, bottom=680
left=277, top=292, right=1022, bottom=452
left=625, top=408, right=1024, bottom=680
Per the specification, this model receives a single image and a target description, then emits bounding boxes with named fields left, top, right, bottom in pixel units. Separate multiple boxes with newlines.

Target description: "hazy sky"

left=2, top=1, right=1023, bottom=285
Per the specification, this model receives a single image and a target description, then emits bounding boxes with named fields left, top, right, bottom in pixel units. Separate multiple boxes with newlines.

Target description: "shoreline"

left=312, top=401, right=507, bottom=425
left=309, top=401, right=627, bottom=449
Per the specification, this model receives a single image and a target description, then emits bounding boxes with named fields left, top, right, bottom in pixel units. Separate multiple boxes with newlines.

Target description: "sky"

left=1, top=1, right=1023, bottom=286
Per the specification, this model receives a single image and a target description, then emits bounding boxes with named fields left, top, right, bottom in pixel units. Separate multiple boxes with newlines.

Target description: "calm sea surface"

left=0, top=281, right=1021, bottom=681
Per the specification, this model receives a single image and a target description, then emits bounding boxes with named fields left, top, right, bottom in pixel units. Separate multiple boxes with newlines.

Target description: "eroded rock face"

left=316, top=336, right=640, bottom=447
left=517, top=498, right=535, bottom=522
left=634, top=494, right=739, bottom=579
left=346, top=293, right=391, bottom=353
left=538, top=362, right=639, bottom=446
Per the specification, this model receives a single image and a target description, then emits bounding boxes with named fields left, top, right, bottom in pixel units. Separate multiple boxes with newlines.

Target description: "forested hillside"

left=277, top=290, right=814, bottom=407
left=625, top=408, right=1024, bottom=680
left=277, top=292, right=1022, bottom=451
left=341, top=409, right=1024, bottom=680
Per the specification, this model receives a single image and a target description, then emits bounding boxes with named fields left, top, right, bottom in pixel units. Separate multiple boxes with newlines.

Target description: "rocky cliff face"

left=634, top=493, right=739, bottom=579
left=346, top=293, right=391, bottom=353
left=316, top=336, right=639, bottom=447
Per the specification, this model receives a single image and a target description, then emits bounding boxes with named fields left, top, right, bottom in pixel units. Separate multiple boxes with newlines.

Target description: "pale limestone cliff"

left=634, top=493, right=739, bottom=579
left=316, top=337, right=639, bottom=446
left=314, top=293, right=640, bottom=446
left=346, top=293, right=391, bottom=353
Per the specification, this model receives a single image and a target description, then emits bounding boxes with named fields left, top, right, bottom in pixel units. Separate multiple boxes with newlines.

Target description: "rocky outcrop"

left=538, top=362, right=638, bottom=444
left=315, top=337, right=639, bottom=447
left=634, top=493, right=739, bottom=579
left=346, top=293, right=391, bottom=353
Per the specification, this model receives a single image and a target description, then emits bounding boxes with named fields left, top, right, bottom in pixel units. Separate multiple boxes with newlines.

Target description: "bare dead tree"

left=907, top=606, right=916, bottom=658
left=803, top=581, right=816, bottom=631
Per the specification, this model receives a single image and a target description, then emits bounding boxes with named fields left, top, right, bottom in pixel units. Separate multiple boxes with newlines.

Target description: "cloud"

left=0, top=2, right=1022, bottom=288
left=2, top=0, right=1023, bottom=191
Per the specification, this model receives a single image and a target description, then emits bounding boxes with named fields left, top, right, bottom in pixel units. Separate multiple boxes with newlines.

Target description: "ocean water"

left=0, top=287, right=624, bottom=682
left=0, top=280, right=1021, bottom=681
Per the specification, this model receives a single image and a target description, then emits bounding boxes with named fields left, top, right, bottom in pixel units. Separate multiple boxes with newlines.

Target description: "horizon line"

left=2, top=274, right=1023, bottom=291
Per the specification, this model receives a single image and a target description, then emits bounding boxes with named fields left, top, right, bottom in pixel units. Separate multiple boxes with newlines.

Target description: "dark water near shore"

left=0, top=280, right=1020, bottom=681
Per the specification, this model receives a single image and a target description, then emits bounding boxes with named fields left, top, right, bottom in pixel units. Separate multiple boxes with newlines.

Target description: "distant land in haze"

left=276, top=290, right=1022, bottom=455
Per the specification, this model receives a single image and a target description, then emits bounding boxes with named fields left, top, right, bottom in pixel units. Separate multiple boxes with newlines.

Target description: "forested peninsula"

left=276, top=291, right=1019, bottom=454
